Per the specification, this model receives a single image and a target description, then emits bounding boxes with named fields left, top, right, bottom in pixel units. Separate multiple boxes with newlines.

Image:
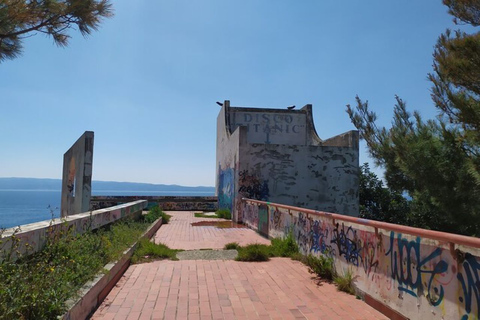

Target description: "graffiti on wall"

left=457, top=253, right=480, bottom=319
left=293, top=212, right=313, bottom=254
left=243, top=202, right=259, bottom=229
left=385, top=232, right=448, bottom=305
left=310, top=219, right=334, bottom=256
left=331, top=223, right=362, bottom=266
left=238, top=170, right=269, bottom=200
left=242, top=201, right=480, bottom=320
left=218, top=166, right=234, bottom=212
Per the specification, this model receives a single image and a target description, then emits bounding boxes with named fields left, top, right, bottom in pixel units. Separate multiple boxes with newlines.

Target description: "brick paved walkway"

left=91, top=212, right=388, bottom=320
left=153, top=211, right=271, bottom=250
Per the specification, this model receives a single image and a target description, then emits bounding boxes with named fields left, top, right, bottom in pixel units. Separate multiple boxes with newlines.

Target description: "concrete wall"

left=216, top=100, right=241, bottom=218
left=230, top=109, right=308, bottom=145
left=1, top=200, right=147, bottom=261
left=61, top=131, right=94, bottom=217
left=216, top=100, right=359, bottom=222
left=91, top=196, right=218, bottom=212
left=242, top=200, right=480, bottom=320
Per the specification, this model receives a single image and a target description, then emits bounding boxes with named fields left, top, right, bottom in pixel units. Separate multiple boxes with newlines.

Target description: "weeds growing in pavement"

left=270, top=231, right=298, bottom=257
left=224, top=242, right=241, bottom=250
left=304, top=254, right=336, bottom=281
left=235, top=244, right=271, bottom=261
left=131, top=238, right=180, bottom=263
left=143, top=206, right=171, bottom=224
left=334, top=268, right=356, bottom=294
left=231, top=232, right=300, bottom=261
left=194, top=212, right=215, bottom=218
left=215, top=208, right=231, bottom=219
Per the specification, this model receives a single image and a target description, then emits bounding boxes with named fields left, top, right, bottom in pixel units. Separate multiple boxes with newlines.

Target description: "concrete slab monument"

left=61, top=131, right=94, bottom=217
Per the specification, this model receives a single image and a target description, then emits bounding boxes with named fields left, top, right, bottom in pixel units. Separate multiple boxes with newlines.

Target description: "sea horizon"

left=0, top=189, right=215, bottom=229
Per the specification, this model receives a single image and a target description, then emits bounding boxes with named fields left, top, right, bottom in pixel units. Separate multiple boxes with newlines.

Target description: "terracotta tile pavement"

left=91, top=212, right=388, bottom=320
left=153, top=211, right=271, bottom=250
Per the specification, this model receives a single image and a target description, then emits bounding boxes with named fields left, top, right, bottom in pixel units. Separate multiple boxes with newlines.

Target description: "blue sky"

left=0, top=1, right=459, bottom=186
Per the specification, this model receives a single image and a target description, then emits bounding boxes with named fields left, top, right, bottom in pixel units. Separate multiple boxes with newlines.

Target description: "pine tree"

left=347, top=0, right=480, bottom=236
left=0, top=0, right=113, bottom=62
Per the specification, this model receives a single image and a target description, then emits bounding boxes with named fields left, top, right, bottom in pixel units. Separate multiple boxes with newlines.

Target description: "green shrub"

left=270, top=232, right=298, bottom=257
left=216, top=208, right=231, bottom=219
left=235, top=244, right=270, bottom=261
left=131, top=239, right=179, bottom=263
left=143, top=206, right=171, bottom=224
left=304, top=254, right=336, bottom=281
left=194, top=212, right=210, bottom=218
left=0, top=218, right=148, bottom=319
left=224, top=242, right=240, bottom=250
left=290, top=252, right=305, bottom=262
left=334, top=269, right=356, bottom=295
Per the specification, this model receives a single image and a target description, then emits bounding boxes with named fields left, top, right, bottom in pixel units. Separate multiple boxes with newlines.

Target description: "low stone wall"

left=0, top=200, right=147, bottom=261
left=242, top=199, right=480, bottom=320
left=91, top=196, right=218, bottom=212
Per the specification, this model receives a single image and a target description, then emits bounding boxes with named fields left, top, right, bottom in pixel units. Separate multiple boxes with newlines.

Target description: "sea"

left=0, top=190, right=215, bottom=229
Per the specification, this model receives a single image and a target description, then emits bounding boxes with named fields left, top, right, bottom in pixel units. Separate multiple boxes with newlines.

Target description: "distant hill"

left=0, top=177, right=215, bottom=192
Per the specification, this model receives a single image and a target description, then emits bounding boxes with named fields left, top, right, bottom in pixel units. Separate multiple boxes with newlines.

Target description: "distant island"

left=0, top=177, right=215, bottom=193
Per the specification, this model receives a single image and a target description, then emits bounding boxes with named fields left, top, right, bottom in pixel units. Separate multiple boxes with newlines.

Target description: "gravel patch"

left=176, top=249, right=238, bottom=260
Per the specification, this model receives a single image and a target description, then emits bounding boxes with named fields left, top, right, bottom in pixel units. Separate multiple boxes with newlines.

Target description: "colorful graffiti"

left=331, top=223, right=362, bottom=266
left=310, top=219, right=334, bottom=256
left=241, top=200, right=480, bottom=320
left=385, top=232, right=448, bottom=305
left=457, top=253, right=480, bottom=319
left=270, top=207, right=284, bottom=231
left=218, top=166, right=234, bottom=212
left=243, top=202, right=259, bottom=229
left=238, top=170, right=269, bottom=200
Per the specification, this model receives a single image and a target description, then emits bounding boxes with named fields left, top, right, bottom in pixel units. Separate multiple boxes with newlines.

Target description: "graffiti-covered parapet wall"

left=61, top=131, right=94, bottom=217
left=91, top=196, right=218, bottom=212
left=242, top=198, right=480, bottom=320
left=216, top=100, right=359, bottom=222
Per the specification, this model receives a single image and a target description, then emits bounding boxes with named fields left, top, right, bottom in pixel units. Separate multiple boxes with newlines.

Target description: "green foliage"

left=194, top=212, right=212, bottom=218
left=216, top=208, right=231, bottom=219
left=348, top=96, right=480, bottom=236
left=347, top=1, right=480, bottom=236
left=224, top=242, right=240, bottom=250
left=194, top=212, right=222, bottom=219
left=334, top=269, right=356, bottom=295
left=304, top=254, right=336, bottom=281
left=0, top=218, right=149, bottom=319
left=359, top=163, right=410, bottom=225
left=270, top=231, right=299, bottom=257
left=235, top=244, right=270, bottom=262
left=429, top=2, right=480, bottom=162
left=0, top=0, right=113, bottom=62
left=131, top=238, right=179, bottom=263
left=143, top=206, right=171, bottom=224
left=234, top=233, right=299, bottom=261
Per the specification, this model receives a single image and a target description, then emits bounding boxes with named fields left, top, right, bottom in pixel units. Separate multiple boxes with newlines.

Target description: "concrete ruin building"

left=216, top=100, right=359, bottom=222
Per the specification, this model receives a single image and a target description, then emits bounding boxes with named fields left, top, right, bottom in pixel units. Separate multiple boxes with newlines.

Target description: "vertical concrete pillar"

left=61, top=131, right=94, bottom=217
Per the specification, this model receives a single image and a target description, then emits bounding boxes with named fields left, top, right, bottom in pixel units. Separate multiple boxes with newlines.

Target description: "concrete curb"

left=61, top=217, right=163, bottom=320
